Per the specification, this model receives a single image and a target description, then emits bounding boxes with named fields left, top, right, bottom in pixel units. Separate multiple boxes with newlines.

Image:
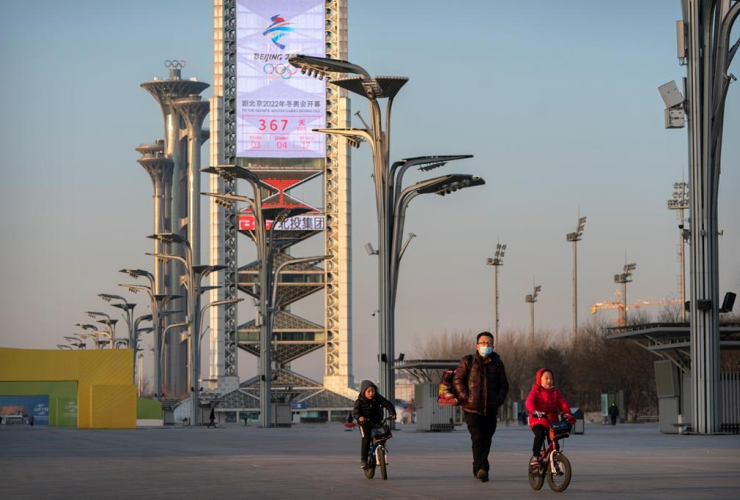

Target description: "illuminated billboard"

left=236, top=0, right=326, bottom=158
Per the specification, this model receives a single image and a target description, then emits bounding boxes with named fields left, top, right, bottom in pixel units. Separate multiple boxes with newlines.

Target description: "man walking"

left=608, top=403, right=619, bottom=426
left=453, top=331, right=509, bottom=482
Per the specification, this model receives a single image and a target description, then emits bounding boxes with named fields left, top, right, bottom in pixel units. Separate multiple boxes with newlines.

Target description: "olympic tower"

left=210, top=0, right=356, bottom=412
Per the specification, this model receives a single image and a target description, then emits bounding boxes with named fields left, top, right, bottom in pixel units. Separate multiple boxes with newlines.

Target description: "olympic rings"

left=164, top=60, right=187, bottom=69
left=263, top=63, right=298, bottom=79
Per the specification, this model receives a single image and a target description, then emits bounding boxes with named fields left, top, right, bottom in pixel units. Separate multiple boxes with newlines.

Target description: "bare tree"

left=410, top=328, right=476, bottom=360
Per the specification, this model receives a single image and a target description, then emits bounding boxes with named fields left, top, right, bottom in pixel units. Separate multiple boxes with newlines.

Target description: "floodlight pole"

left=613, top=263, right=636, bottom=326
left=566, top=216, right=586, bottom=341
left=667, top=182, right=689, bottom=322
left=525, top=284, right=541, bottom=343
left=486, top=243, right=506, bottom=346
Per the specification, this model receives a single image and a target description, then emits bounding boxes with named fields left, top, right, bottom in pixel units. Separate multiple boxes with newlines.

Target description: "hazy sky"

left=1, top=1, right=738, bottom=384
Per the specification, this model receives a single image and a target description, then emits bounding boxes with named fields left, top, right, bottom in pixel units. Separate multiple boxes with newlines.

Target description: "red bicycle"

left=528, top=416, right=573, bottom=492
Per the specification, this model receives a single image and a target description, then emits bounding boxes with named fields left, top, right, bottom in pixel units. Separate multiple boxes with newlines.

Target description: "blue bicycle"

left=362, top=418, right=393, bottom=480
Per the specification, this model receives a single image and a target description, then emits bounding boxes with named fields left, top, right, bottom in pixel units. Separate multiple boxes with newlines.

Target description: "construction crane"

left=591, top=290, right=683, bottom=326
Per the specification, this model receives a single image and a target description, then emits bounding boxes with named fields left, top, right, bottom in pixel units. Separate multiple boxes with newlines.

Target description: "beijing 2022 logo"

left=263, top=14, right=295, bottom=50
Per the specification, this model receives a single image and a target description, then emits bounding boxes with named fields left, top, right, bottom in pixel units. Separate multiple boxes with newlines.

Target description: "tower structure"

left=172, top=96, right=211, bottom=267
left=135, top=141, right=173, bottom=396
left=211, top=0, right=355, bottom=415
left=140, top=63, right=210, bottom=399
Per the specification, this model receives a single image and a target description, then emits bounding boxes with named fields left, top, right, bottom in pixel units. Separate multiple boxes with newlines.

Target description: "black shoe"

left=360, top=459, right=368, bottom=469
left=476, top=469, right=489, bottom=482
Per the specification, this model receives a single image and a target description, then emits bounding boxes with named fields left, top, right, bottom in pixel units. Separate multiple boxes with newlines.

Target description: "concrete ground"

left=1, top=422, right=738, bottom=499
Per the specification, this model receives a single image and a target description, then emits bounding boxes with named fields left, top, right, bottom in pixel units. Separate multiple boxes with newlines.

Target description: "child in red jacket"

left=525, top=368, right=576, bottom=466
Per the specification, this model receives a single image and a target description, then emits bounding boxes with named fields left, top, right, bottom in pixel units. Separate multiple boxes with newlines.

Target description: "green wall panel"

left=0, top=381, right=77, bottom=426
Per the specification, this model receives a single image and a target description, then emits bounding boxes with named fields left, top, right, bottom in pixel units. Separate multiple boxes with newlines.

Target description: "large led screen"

left=236, top=0, right=326, bottom=158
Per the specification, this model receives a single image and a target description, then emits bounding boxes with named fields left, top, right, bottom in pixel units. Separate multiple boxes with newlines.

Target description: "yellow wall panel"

left=0, top=348, right=136, bottom=429
left=89, top=385, right=136, bottom=429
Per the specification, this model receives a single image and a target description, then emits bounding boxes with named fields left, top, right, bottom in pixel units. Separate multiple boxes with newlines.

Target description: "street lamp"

left=121, top=281, right=182, bottom=400
left=198, top=298, right=243, bottom=345
left=486, top=243, right=506, bottom=346
left=119, top=269, right=155, bottom=288
left=92, top=329, right=113, bottom=349
left=566, top=216, right=587, bottom=340
left=195, top=297, right=244, bottom=405
left=525, top=283, right=542, bottom=343
left=127, top=313, right=153, bottom=385
left=388, top=172, right=484, bottom=376
left=614, top=263, right=637, bottom=326
left=290, top=53, right=485, bottom=410
left=668, top=1, right=739, bottom=434
left=64, top=336, right=86, bottom=350
left=86, top=312, right=117, bottom=348
left=75, top=332, right=99, bottom=349
left=667, top=182, right=689, bottom=322
left=99, top=293, right=137, bottom=349
left=160, top=320, right=190, bottom=400
left=147, top=233, right=226, bottom=426
left=202, top=165, right=319, bottom=428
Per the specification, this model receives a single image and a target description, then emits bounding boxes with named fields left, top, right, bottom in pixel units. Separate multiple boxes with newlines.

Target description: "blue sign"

left=290, top=401, right=306, bottom=410
left=0, top=395, right=50, bottom=425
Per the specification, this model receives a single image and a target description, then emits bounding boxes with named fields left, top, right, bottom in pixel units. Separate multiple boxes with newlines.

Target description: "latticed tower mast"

left=212, top=0, right=356, bottom=406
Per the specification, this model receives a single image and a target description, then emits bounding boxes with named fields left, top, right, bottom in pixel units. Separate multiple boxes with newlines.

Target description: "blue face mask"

left=478, top=346, right=493, bottom=357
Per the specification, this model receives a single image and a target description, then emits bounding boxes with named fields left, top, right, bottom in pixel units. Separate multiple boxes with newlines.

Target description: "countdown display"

left=236, top=0, right=326, bottom=158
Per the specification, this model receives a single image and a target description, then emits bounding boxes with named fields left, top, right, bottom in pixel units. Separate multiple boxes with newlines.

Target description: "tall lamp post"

left=99, top=294, right=136, bottom=346
left=667, top=182, right=689, bottom=322
left=86, top=312, right=116, bottom=349
left=486, top=243, right=506, bottom=346
left=121, top=280, right=181, bottom=400
left=92, top=329, right=113, bottom=349
left=75, top=324, right=101, bottom=349
left=74, top=333, right=98, bottom=349
left=120, top=269, right=183, bottom=400
left=668, top=0, right=739, bottom=434
left=613, top=263, right=637, bottom=326
left=203, top=164, right=322, bottom=428
left=525, top=284, right=542, bottom=343
left=64, top=336, right=86, bottom=350
left=148, top=232, right=226, bottom=425
left=566, top=216, right=587, bottom=340
left=289, top=54, right=484, bottom=410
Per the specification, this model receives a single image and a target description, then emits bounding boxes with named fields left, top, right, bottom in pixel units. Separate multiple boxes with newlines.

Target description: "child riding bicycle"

left=353, top=380, right=396, bottom=469
left=525, top=368, right=576, bottom=467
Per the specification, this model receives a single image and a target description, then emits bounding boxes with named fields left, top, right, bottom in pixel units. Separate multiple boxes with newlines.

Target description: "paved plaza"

left=1, top=422, right=738, bottom=499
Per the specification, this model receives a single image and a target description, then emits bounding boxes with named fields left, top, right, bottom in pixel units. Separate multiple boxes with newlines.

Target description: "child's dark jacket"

left=353, top=380, right=394, bottom=423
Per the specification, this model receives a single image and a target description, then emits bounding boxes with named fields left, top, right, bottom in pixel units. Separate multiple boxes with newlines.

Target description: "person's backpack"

left=437, top=355, right=473, bottom=406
